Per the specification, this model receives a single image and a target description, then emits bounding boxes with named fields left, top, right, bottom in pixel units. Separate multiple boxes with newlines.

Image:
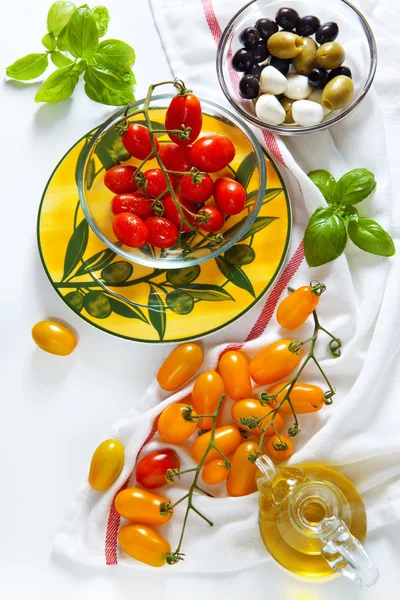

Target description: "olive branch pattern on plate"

left=38, top=131, right=290, bottom=343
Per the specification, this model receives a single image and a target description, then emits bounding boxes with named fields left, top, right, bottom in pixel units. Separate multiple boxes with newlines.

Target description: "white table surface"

left=1, top=1, right=399, bottom=598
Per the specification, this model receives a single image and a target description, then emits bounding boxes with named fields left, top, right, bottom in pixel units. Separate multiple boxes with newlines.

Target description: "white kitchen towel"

left=54, top=0, right=400, bottom=572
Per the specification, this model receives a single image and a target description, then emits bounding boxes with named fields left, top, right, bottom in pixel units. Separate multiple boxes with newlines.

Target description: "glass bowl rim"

left=216, top=0, right=378, bottom=135
left=77, top=93, right=267, bottom=268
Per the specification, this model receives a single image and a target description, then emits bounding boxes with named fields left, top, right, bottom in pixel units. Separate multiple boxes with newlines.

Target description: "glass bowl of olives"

left=216, top=0, right=377, bottom=135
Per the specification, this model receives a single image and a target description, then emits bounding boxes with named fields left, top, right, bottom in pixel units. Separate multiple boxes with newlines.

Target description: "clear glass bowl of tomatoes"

left=77, top=93, right=266, bottom=269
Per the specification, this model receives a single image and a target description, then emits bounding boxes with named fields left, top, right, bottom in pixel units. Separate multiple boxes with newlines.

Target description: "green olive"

left=292, top=37, right=317, bottom=75
left=279, top=97, right=295, bottom=124
left=321, top=75, right=354, bottom=110
left=316, top=41, right=345, bottom=69
left=267, top=31, right=304, bottom=59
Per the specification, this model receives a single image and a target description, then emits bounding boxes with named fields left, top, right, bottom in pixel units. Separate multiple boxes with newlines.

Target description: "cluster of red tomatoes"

left=103, top=92, right=247, bottom=249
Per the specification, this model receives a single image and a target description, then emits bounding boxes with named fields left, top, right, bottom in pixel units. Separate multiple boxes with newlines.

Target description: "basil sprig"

left=305, top=169, right=395, bottom=267
left=5, top=2, right=135, bottom=106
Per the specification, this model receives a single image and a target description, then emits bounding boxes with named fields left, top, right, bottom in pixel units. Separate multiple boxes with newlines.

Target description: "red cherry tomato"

left=163, top=193, right=197, bottom=233
left=165, top=93, right=202, bottom=146
left=146, top=216, right=179, bottom=248
left=143, top=168, right=176, bottom=199
left=104, top=165, right=138, bottom=194
left=180, top=173, right=214, bottom=204
left=198, top=205, right=225, bottom=232
left=111, top=193, right=154, bottom=220
left=214, top=177, right=246, bottom=215
left=159, top=143, right=193, bottom=172
left=136, top=449, right=181, bottom=489
left=121, top=123, right=160, bottom=160
left=190, top=135, right=235, bottom=173
left=112, top=212, right=148, bottom=248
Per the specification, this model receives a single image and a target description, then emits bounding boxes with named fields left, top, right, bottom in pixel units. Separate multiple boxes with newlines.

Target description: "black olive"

left=245, top=63, right=267, bottom=79
left=253, top=41, right=269, bottom=63
left=255, top=18, right=278, bottom=40
left=329, top=65, right=352, bottom=80
left=275, top=7, right=299, bottom=31
left=269, top=56, right=291, bottom=75
left=316, top=22, right=339, bottom=44
left=239, top=27, right=260, bottom=50
left=308, top=67, right=330, bottom=89
left=239, top=75, right=260, bottom=99
left=296, top=15, right=320, bottom=36
left=232, top=48, right=255, bottom=72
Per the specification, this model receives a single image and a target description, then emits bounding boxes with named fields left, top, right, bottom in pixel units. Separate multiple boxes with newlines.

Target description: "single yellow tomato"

left=88, top=439, right=124, bottom=491
left=192, top=425, right=242, bottom=464
left=192, top=370, right=225, bottom=430
left=118, top=523, right=171, bottom=567
left=32, top=320, right=77, bottom=356
left=115, top=487, right=172, bottom=525
left=201, top=458, right=231, bottom=485
left=218, top=350, right=252, bottom=400
left=226, top=440, right=259, bottom=497
left=157, top=343, right=204, bottom=391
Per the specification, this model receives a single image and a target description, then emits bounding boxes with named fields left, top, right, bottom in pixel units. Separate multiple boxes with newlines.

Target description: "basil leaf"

left=42, top=32, right=57, bottom=51
left=51, top=51, right=73, bottom=68
left=67, top=6, right=99, bottom=59
left=6, top=53, right=49, bottom=81
left=47, top=1, right=76, bottom=36
left=304, top=207, right=347, bottom=267
left=95, top=39, right=135, bottom=69
left=335, top=169, right=376, bottom=205
left=34, top=65, right=80, bottom=103
left=91, top=6, right=110, bottom=37
left=348, top=218, right=395, bottom=257
left=57, top=25, right=70, bottom=50
left=84, top=65, right=134, bottom=106
left=308, top=170, right=336, bottom=204
left=336, top=204, right=359, bottom=222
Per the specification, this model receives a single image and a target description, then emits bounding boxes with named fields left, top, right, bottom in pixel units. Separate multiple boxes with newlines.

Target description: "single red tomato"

left=198, top=205, right=225, bottom=232
left=165, top=93, right=202, bottom=146
left=180, top=173, right=214, bottom=204
left=146, top=216, right=179, bottom=248
left=136, top=449, right=181, bottom=489
left=111, top=193, right=154, bottom=220
left=163, top=193, right=197, bottom=233
left=159, top=143, right=193, bottom=172
left=190, top=136, right=235, bottom=173
left=121, top=124, right=160, bottom=160
left=214, top=177, right=247, bottom=215
left=112, top=212, right=149, bottom=247
left=143, top=168, right=176, bottom=199
left=104, top=165, right=138, bottom=194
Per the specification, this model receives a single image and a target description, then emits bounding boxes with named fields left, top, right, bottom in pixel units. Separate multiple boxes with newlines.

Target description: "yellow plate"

left=37, top=132, right=290, bottom=343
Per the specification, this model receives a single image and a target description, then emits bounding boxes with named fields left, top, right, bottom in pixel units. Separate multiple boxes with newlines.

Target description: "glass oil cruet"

left=255, top=455, right=379, bottom=587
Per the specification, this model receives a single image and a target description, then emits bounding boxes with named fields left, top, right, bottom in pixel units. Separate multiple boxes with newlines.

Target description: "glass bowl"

left=77, top=95, right=266, bottom=269
left=216, top=0, right=377, bottom=135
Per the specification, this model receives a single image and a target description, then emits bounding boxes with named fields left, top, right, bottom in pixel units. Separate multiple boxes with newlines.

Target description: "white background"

left=1, top=1, right=399, bottom=599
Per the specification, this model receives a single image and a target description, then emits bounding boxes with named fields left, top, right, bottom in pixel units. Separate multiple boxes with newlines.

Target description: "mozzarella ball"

left=259, top=66, right=288, bottom=95
left=256, top=94, right=286, bottom=125
left=308, top=89, right=332, bottom=116
left=292, top=100, right=324, bottom=126
left=284, top=74, right=312, bottom=100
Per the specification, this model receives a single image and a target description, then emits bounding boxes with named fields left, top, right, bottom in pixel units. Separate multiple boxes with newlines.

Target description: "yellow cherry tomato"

left=115, top=487, right=172, bottom=525
left=157, top=403, right=198, bottom=443
left=192, top=370, right=225, bottom=430
left=268, top=382, right=324, bottom=413
left=32, top=319, right=77, bottom=356
left=231, top=399, right=285, bottom=436
left=157, top=343, right=204, bottom=391
left=192, top=425, right=242, bottom=464
left=118, top=523, right=171, bottom=567
left=265, top=433, right=294, bottom=462
left=88, top=439, right=124, bottom=491
left=218, top=350, right=252, bottom=401
left=249, top=339, right=302, bottom=385
left=277, top=285, right=322, bottom=329
left=201, top=458, right=230, bottom=485
left=226, top=440, right=259, bottom=497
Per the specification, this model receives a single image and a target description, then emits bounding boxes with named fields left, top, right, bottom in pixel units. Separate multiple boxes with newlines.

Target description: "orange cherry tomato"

left=277, top=285, right=321, bottom=329
left=249, top=340, right=302, bottom=385
left=231, top=399, right=285, bottom=437
left=268, top=382, right=324, bottom=413
left=192, top=425, right=242, bottom=464
left=88, top=439, right=124, bottom=491
left=32, top=320, right=77, bottom=356
left=201, top=458, right=230, bottom=485
left=157, top=343, right=204, bottom=391
left=218, top=350, right=252, bottom=401
left=118, top=523, right=171, bottom=567
left=157, top=403, right=198, bottom=443
left=265, top=433, right=294, bottom=462
left=115, top=487, right=172, bottom=525
left=192, top=370, right=225, bottom=430
left=226, top=440, right=259, bottom=497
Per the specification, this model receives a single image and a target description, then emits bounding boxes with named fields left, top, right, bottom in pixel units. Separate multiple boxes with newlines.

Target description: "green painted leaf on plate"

left=74, top=247, right=116, bottom=277
left=224, top=216, right=278, bottom=242
left=148, top=286, right=166, bottom=340
left=177, top=283, right=234, bottom=302
left=107, top=296, right=148, bottom=322
left=166, top=290, right=194, bottom=315
left=215, top=256, right=255, bottom=297
left=245, top=188, right=283, bottom=208
left=235, top=152, right=257, bottom=189
left=95, top=126, right=130, bottom=169
left=86, top=157, right=96, bottom=189
left=62, top=219, right=89, bottom=280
